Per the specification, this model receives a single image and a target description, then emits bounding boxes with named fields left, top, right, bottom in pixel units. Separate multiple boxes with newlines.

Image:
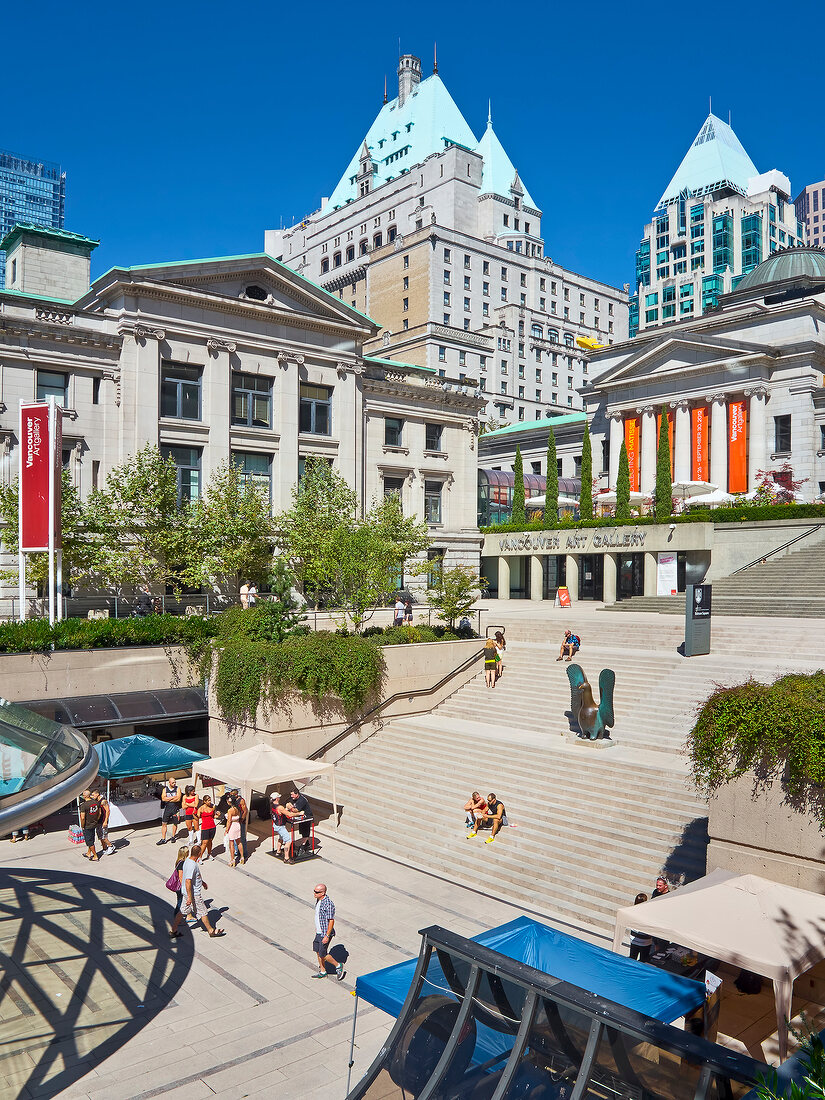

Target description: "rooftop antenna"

left=728, top=109, right=731, bottom=126
left=383, top=74, right=387, bottom=104
left=709, top=94, right=712, bottom=115
left=398, top=36, right=401, bottom=59
left=433, top=42, right=438, bottom=74
left=487, top=99, right=492, bottom=127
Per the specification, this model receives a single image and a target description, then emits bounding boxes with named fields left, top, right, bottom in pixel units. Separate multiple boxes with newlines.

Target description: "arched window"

left=359, top=239, right=368, bottom=256
left=333, top=252, right=342, bottom=268
left=531, top=323, right=543, bottom=339
left=564, top=333, right=574, bottom=347
left=548, top=329, right=559, bottom=343
left=387, top=226, right=397, bottom=242
left=321, top=258, right=330, bottom=275
left=346, top=245, right=355, bottom=262
left=373, top=233, right=383, bottom=249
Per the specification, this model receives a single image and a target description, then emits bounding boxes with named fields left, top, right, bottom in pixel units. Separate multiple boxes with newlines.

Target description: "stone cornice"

left=0, top=317, right=120, bottom=350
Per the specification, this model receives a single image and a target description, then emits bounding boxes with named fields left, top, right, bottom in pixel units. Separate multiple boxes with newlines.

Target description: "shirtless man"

left=463, top=791, right=487, bottom=830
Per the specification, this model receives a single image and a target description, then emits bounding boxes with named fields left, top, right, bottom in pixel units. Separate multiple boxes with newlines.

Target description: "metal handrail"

left=731, top=523, right=825, bottom=574
left=308, top=644, right=485, bottom=763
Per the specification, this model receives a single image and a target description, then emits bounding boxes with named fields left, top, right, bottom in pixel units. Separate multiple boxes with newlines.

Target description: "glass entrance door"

left=578, top=555, right=603, bottom=600
left=617, top=553, right=644, bottom=600
left=542, top=555, right=566, bottom=600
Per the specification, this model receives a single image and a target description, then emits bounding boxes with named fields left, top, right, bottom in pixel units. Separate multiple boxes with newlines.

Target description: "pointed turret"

left=656, top=113, right=758, bottom=209
left=475, top=119, right=536, bottom=208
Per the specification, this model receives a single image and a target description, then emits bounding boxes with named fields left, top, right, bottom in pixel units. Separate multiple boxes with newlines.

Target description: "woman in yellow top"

left=484, top=639, right=500, bottom=688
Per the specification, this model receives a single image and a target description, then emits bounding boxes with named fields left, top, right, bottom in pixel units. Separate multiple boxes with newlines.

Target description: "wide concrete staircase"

left=606, top=540, right=825, bottom=616
left=310, top=613, right=825, bottom=938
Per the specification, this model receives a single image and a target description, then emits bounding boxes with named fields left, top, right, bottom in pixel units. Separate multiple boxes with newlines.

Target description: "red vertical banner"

left=728, top=399, right=748, bottom=493
left=20, top=404, right=51, bottom=551
left=656, top=409, right=675, bottom=478
left=53, top=410, right=62, bottom=549
left=624, top=416, right=641, bottom=492
left=691, top=406, right=709, bottom=482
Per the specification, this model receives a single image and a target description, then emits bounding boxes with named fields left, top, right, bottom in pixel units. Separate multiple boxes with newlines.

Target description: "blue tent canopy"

left=357, top=916, right=705, bottom=1025
left=94, top=735, right=208, bottom=780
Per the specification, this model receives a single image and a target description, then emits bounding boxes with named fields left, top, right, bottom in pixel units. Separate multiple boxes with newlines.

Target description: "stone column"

left=565, top=554, right=579, bottom=601
left=672, top=400, right=691, bottom=483
left=602, top=552, right=617, bottom=605
left=608, top=412, right=624, bottom=489
left=640, top=406, right=656, bottom=494
left=497, top=556, right=511, bottom=601
left=710, top=395, right=727, bottom=493
left=746, top=386, right=769, bottom=491
left=530, top=554, right=544, bottom=601
left=644, top=551, right=658, bottom=596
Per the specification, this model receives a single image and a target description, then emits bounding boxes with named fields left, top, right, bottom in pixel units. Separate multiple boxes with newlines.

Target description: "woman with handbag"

left=168, top=845, right=190, bottom=937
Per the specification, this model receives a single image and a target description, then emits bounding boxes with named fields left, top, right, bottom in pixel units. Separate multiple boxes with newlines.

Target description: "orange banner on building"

left=691, top=406, right=709, bottom=482
left=624, top=416, right=641, bottom=492
left=728, top=399, right=748, bottom=493
left=656, top=409, right=675, bottom=478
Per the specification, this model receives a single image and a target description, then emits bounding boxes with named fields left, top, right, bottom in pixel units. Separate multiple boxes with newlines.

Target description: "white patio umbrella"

left=526, top=494, right=579, bottom=509
left=690, top=487, right=735, bottom=506
left=671, top=480, right=716, bottom=500
left=595, top=490, right=646, bottom=506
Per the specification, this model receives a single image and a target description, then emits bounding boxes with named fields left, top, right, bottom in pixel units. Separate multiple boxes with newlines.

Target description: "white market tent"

left=191, top=742, right=338, bottom=828
left=613, top=868, right=825, bottom=1058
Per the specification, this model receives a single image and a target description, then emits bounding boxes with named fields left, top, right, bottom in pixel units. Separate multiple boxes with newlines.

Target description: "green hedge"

left=687, top=671, right=825, bottom=797
left=481, top=501, right=825, bottom=534
left=0, top=613, right=212, bottom=654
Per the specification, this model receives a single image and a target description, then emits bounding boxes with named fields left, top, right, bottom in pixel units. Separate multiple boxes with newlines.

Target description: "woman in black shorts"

left=158, top=779, right=182, bottom=845
left=198, top=795, right=217, bottom=861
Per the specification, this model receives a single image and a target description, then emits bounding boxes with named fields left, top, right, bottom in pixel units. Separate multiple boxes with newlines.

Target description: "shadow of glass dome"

left=0, top=866, right=194, bottom=1098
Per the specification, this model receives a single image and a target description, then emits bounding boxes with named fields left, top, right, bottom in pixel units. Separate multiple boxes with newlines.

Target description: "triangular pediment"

left=597, top=334, right=775, bottom=388
left=87, top=254, right=375, bottom=333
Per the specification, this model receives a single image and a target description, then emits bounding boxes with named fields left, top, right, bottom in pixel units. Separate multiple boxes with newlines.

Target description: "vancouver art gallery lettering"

left=497, top=531, right=647, bottom=553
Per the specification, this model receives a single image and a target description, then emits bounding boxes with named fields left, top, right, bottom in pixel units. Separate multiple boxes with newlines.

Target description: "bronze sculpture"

left=566, top=664, right=615, bottom=740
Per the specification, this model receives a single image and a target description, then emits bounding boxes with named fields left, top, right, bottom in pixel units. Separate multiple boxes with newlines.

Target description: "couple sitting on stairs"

left=464, top=791, right=509, bottom=844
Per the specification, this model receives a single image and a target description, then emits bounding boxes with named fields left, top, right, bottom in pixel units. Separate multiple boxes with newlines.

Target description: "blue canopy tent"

left=95, top=736, right=208, bottom=779
left=78, top=735, right=208, bottom=826
left=347, top=916, right=706, bottom=1090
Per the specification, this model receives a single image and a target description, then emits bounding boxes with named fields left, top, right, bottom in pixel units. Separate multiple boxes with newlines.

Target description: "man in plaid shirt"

left=311, top=883, right=346, bottom=980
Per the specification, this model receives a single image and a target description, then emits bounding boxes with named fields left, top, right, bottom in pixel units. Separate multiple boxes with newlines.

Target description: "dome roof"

left=735, top=246, right=825, bottom=292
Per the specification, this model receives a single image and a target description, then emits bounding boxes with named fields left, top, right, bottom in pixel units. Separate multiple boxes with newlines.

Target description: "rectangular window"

left=438, top=346, right=446, bottom=362
left=443, top=292, right=450, bottom=306
left=424, top=480, right=442, bottom=523
left=161, top=363, right=201, bottom=420
left=444, top=248, right=451, bottom=262
left=464, top=254, right=471, bottom=268
left=403, top=297, right=409, bottom=311
left=92, top=377, right=101, bottom=405
left=384, top=416, right=404, bottom=447
left=36, top=369, right=68, bottom=406
left=92, top=459, right=100, bottom=491
left=464, top=297, right=471, bottom=311
left=518, top=385, right=524, bottom=399
left=443, top=270, right=451, bottom=284
left=479, top=356, right=487, bottom=370
left=231, top=372, right=272, bottom=428
left=712, top=213, right=734, bottom=273
left=535, top=389, right=541, bottom=402
left=403, top=254, right=409, bottom=269
left=536, top=369, right=542, bottom=382
left=425, top=423, right=444, bottom=452
left=232, top=451, right=272, bottom=501
left=161, top=445, right=201, bottom=503
left=299, top=382, right=332, bottom=435
left=458, top=351, right=466, bottom=367
left=483, top=261, right=489, bottom=275
left=464, top=275, right=471, bottom=290
left=774, top=414, right=791, bottom=453
left=383, top=476, right=404, bottom=510
left=501, top=288, right=507, bottom=301
left=741, top=213, right=763, bottom=273
left=403, top=275, right=409, bottom=289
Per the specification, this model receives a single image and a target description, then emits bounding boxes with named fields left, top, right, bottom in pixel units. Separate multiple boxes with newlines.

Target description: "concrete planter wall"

left=707, top=765, right=825, bottom=890
left=207, top=638, right=482, bottom=759
left=0, top=645, right=184, bottom=702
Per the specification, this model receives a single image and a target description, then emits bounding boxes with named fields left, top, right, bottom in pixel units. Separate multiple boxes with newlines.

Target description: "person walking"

left=494, top=631, right=506, bottom=679
left=182, top=785, right=199, bottom=846
left=79, top=789, right=101, bottom=861
left=240, top=582, right=250, bottom=610
left=168, top=845, right=190, bottom=937
left=393, top=595, right=405, bottom=627
left=311, top=884, right=345, bottom=980
left=483, top=639, right=499, bottom=688
left=175, top=843, right=225, bottom=937
left=224, top=796, right=242, bottom=867
left=198, top=795, right=217, bottom=860
left=158, top=778, right=182, bottom=845
left=403, top=597, right=413, bottom=624
left=234, top=790, right=250, bottom=865
left=93, top=789, right=115, bottom=856
left=247, top=583, right=258, bottom=607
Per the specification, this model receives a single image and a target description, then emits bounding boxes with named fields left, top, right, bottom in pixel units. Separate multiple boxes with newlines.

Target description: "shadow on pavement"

left=0, top=866, right=195, bottom=1098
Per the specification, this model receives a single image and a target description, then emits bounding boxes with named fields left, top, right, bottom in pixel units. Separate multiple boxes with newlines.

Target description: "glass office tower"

left=0, top=149, right=66, bottom=284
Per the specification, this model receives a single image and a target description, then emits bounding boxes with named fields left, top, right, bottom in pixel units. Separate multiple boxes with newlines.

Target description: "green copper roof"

left=483, top=412, right=586, bottom=439
left=475, top=117, right=536, bottom=208
left=364, top=354, right=435, bottom=373
left=323, top=74, right=478, bottom=213
left=734, top=246, right=825, bottom=292
left=0, top=223, right=99, bottom=253
left=0, top=287, right=79, bottom=306
left=657, top=114, right=757, bottom=209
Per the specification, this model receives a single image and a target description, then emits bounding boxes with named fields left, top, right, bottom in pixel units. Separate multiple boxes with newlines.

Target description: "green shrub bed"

left=482, top=501, right=825, bottom=535
left=687, top=671, right=825, bottom=796
left=0, top=613, right=211, bottom=654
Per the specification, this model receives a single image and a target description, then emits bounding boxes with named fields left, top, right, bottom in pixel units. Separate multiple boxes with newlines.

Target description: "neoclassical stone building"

left=0, top=224, right=483, bottom=607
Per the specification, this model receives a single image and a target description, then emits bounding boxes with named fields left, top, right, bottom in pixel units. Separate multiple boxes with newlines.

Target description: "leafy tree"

left=425, top=559, right=488, bottom=628
left=616, top=442, right=631, bottom=521
left=0, top=467, right=95, bottom=591
left=511, top=446, right=526, bottom=526
left=182, top=460, right=274, bottom=591
left=543, top=429, right=558, bottom=528
left=579, top=422, right=593, bottom=522
left=654, top=406, right=673, bottom=522
left=83, top=444, right=187, bottom=591
left=265, top=556, right=306, bottom=641
left=275, top=457, right=358, bottom=604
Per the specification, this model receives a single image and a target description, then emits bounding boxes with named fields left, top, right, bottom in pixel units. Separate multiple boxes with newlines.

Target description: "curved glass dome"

left=0, top=698, right=97, bottom=834
left=735, top=246, right=825, bottom=293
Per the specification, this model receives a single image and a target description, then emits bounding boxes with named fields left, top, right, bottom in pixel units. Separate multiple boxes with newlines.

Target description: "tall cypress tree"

left=511, top=445, right=526, bottom=526
left=654, top=405, right=673, bottom=523
left=616, top=442, right=631, bottom=521
left=543, top=429, right=558, bottom=528
left=579, top=422, right=593, bottom=522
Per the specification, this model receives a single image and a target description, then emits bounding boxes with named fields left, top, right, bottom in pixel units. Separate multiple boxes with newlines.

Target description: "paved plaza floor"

left=0, top=817, right=551, bottom=1099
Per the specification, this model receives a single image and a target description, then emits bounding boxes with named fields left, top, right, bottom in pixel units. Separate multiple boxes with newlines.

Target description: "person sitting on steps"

left=463, top=791, right=487, bottom=829
left=557, top=629, right=581, bottom=662
left=467, top=792, right=508, bottom=844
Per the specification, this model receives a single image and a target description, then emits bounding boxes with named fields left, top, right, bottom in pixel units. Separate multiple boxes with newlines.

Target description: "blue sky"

left=4, top=0, right=821, bottom=290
